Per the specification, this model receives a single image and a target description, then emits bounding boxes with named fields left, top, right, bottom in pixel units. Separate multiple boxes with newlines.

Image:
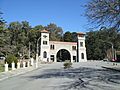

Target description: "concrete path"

left=0, top=61, right=120, bottom=90
left=0, top=62, right=44, bottom=81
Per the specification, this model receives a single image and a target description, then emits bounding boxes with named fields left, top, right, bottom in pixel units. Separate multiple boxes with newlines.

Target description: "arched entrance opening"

left=56, top=49, right=71, bottom=62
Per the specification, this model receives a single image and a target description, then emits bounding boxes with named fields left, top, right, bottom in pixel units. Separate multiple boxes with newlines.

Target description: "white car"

left=0, top=56, right=5, bottom=60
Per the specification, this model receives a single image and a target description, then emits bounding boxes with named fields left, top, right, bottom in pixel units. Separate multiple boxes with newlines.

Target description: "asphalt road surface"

left=0, top=62, right=120, bottom=90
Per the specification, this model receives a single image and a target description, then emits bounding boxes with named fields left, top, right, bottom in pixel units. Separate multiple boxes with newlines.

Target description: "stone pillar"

left=17, top=62, right=20, bottom=69
left=23, top=61, right=26, bottom=68
left=35, top=62, right=38, bottom=68
left=30, top=58, right=34, bottom=66
left=12, top=61, right=15, bottom=70
left=77, top=33, right=87, bottom=62
left=27, top=61, right=30, bottom=67
left=54, top=56, right=57, bottom=62
left=5, top=62, right=8, bottom=72
left=71, top=54, right=73, bottom=63
left=36, top=54, right=38, bottom=62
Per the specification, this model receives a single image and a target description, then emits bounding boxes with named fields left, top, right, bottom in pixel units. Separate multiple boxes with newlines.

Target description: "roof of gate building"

left=50, top=41, right=77, bottom=45
left=40, top=29, right=49, bottom=33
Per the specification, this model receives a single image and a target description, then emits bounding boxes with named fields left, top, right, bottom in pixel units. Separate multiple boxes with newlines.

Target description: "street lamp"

left=36, top=37, right=41, bottom=62
left=107, top=42, right=115, bottom=61
left=28, top=42, right=31, bottom=59
left=103, top=41, right=115, bottom=61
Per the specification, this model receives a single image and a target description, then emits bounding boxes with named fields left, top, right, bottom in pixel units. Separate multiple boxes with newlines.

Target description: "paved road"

left=0, top=62, right=120, bottom=90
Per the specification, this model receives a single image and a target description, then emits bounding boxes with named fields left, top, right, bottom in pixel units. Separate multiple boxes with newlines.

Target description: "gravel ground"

left=0, top=61, right=120, bottom=90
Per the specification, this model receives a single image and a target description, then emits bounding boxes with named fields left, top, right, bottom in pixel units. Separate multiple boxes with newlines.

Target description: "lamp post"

left=108, top=42, right=115, bottom=61
left=29, top=42, right=31, bottom=59
left=36, top=37, right=41, bottom=62
left=101, top=40, right=115, bottom=61
left=104, top=41, right=115, bottom=61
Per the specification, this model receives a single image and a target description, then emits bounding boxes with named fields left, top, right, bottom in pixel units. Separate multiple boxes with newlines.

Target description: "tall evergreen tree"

left=45, top=23, right=63, bottom=41
left=63, top=31, right=72, bottom=42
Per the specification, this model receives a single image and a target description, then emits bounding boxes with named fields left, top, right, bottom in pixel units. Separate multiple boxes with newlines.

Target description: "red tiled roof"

left=50, top=41, right=77, bottom=45
left=77, top=32, right=85, bottom=35
left=41, top=29, right=49, bottom=33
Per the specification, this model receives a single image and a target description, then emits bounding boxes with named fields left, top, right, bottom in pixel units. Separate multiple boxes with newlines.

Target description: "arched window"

left=81, top=53, right=84, bottom=59
left=43, top=51, right=47, bottom=58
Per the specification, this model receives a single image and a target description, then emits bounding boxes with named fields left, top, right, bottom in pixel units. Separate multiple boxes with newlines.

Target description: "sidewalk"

left=102, top=62, right=120, bottom=72
left=0, top=64, right=42, bottom=81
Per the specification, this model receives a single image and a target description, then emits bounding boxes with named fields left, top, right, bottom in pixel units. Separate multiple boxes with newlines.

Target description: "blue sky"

left=0, top=0, right=90, bottom=33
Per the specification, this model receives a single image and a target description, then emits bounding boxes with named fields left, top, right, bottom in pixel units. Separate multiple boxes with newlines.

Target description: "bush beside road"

left=0, top=64, right=4, bottom=72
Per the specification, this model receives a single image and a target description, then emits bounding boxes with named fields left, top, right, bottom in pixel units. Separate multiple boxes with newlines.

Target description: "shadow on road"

left=28, top=67, right=120, bottom=90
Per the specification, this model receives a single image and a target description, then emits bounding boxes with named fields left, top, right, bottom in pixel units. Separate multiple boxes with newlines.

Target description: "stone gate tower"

left=39, top=30, right=87, bottom=62
left=77, top=33, right=87, bottom=62
left=40, top=30, right=50, bottom=62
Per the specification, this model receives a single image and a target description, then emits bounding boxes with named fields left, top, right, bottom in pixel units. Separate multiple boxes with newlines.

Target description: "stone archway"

left=56, top=49, right=71, bottom=62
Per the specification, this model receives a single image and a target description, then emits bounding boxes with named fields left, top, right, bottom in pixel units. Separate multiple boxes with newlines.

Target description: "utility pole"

left=102, top=41, right=115, bottom=61
left=109, top=42, right=115, bottom=61
left=29, top=42, right=31, bottom=59
left=36, top=37, right=41, bottom=62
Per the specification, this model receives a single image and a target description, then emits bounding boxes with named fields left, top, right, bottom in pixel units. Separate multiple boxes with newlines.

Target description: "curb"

left=0, top=66, right=42, bottom=82
left=102, top=66, right=120, bottom=72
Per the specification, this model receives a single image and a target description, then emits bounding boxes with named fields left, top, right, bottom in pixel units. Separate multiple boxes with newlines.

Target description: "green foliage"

left=0, top=11, right=6, bottom=31
left=63, top=61, right=72, bottom=69
left=63, top=31, right=72, bottom=42
left=63, top=31, right=77, bottom=42
left=0, top=64, right=4, bottom=72
left=5, top=54, right=18, bottom=67
left=24, top=54, right=29, bottom=59
left=0, top=21, right=65, bottom=59
left=45, top=23, right=63, bottom=41
left=86, top=27, right=120, bottom=60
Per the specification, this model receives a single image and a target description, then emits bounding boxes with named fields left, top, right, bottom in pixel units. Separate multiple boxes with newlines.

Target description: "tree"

left=0, top=11, right=6, bottom=31
left=8, top=21, right=22, bottom=45
left=32, top=25, right=44, bottom=41
left=33, top=25, right=44, bottom=31
left=71, top=32, right=77, bottom=42
left=45, top=23, right=63, bottom=41
left=62, top=31, right=77, bottom=42
left=21, top=21, right=31, bottom=37
left=5, top=54, right=18, bottom=67
left=86, top=27, right=120, bottom=60
left=63, top=31, right=72, bottom=42
left=85, top=0, right=120, bottom=30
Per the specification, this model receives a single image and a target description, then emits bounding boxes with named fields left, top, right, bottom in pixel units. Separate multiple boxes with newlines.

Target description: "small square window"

left=72, top=46, right=76, bottom=50
left=43, top=41, right=47, bottom=45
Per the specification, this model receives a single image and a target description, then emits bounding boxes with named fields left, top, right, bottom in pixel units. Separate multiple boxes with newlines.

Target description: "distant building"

left=39, top=30, right=87, bottom=62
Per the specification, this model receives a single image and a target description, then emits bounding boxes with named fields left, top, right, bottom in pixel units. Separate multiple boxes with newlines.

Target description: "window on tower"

left=43, top=41, right=47, bottom=45
left=43, top=51, right=47, bottom=58
left=80, top=42, right=83, bottom=47
left=81, top=53, right=84, bottom=59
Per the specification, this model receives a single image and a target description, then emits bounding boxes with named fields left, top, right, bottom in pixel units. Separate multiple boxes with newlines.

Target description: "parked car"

left=0, top=55, right=5, bottom=60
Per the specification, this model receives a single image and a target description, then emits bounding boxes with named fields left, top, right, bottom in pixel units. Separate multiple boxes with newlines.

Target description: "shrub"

left=24, top=55, right=29, bottom=59
left=0, top=64, right=4, bottom=72
left=63, top=60, right=72, bottom=69
left=5, top=54, right=18, bottom=67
